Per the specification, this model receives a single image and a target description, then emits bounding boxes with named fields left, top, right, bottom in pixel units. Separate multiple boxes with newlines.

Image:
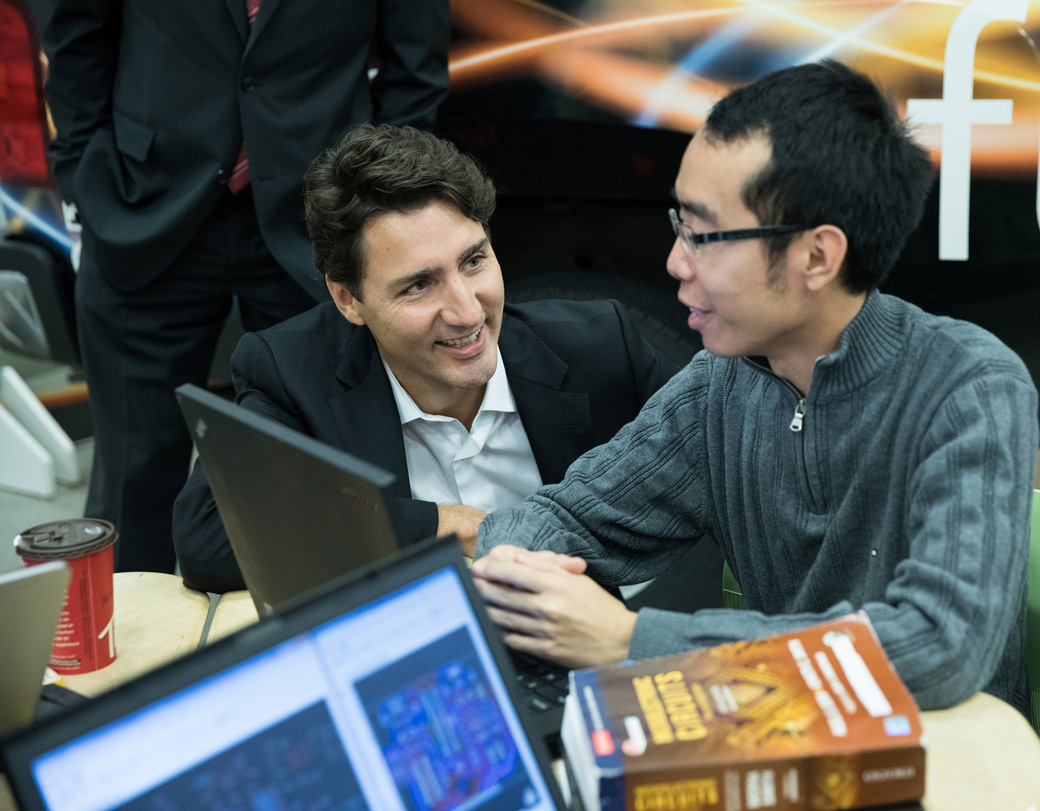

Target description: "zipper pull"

left=790, top=399, right=806, bottom=432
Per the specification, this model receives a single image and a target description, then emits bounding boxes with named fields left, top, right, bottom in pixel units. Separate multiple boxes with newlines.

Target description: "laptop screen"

left=27, top=566, right=558, bottom=811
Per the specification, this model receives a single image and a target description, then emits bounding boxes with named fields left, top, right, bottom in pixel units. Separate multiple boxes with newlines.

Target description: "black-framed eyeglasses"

left=669, top=208, right=812, bottom=258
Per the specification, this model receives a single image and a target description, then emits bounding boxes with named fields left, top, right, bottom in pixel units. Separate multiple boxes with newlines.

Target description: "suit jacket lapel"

left=329, top=330, right=413, bottom=500
left=500, top=313, right=594, bottom=485
left=223, top=0, right=249, bottom=44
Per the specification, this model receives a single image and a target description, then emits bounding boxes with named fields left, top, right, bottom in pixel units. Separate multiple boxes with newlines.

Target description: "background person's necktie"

left=228, top=0, right=260, bottom=194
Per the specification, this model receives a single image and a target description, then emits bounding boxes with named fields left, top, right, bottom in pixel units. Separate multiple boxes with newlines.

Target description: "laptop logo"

left=341, top=486, right=379, bottom=512
left=194, top=417, right=208, bottom=440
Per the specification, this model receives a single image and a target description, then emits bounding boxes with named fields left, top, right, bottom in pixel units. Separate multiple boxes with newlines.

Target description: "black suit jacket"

left=43, top=0, right=450, bottom=294
left=173, top=299, right=679, bottom=592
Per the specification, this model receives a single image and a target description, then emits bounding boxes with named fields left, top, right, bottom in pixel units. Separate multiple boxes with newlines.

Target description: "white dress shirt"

left=383, top=348, right=543, bottom=513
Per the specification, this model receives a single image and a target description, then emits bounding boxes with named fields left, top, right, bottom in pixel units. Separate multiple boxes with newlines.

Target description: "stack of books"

left=562, top=613, right=924, bottom=811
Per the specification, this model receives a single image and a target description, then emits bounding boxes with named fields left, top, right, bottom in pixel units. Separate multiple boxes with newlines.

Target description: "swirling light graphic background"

left=448, top=0, right=1040, bottom=175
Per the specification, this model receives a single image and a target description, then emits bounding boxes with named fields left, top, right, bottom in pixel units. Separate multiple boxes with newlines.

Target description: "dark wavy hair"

left=304, top=124, right=497, bottom=298
left=704, top=60, right=933, bottom=292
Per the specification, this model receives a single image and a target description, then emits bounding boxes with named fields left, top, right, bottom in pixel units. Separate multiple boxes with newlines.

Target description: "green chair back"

left=1027, top=489, right=1040, bottom=736
left=722, top=560, right=743, bottom=610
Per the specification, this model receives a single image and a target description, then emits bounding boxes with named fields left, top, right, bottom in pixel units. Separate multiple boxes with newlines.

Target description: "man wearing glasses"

left=472, top=60, right=1038, bottom=716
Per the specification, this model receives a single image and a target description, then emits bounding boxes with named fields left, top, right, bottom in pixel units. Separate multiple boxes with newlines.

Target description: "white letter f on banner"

left=907, top=0, right=1027, bottom=261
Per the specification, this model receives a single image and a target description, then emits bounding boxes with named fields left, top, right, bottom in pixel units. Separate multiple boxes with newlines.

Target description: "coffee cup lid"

left=14, top=519, right=118, bottom=560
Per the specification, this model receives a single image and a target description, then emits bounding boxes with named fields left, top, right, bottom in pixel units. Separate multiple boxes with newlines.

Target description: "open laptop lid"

left=0, top=562, right=69, bottom=737
left=1, top=536, right=567, bottom=811
left=175, top=383, right=402, bottom=614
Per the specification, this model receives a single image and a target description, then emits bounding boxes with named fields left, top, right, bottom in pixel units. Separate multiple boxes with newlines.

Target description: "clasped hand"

left=470, top=544, right=637, bottom=669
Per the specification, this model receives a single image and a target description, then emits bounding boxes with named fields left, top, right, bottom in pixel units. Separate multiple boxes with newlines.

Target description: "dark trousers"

left=76, top=188, right=320, bottom=573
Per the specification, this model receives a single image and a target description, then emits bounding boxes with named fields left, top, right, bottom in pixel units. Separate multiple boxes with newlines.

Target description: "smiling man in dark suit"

left=172, top=125, right=679, bottom=593
left=43, top=0, right=451, bottom=573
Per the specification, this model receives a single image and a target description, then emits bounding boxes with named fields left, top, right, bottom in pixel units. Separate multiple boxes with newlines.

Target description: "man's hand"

left=471, top=545, right=637, bottom=669
left=437, top=504, right=487, bottom=556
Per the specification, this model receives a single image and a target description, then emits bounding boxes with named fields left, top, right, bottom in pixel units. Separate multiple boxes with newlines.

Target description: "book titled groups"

left=562, top=613, right=925, bottom=811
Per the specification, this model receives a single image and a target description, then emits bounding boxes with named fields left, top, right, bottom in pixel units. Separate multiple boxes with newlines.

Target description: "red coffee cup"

left=15, top=519, right=118, bottom=674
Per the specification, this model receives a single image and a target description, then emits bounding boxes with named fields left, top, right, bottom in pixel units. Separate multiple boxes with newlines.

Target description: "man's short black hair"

left=703, top=60, right=933, bottom=292
left=304, top=124, right=496, bottom=298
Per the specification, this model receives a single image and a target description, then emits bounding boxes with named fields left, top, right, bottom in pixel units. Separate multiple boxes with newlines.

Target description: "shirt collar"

left=383, top=346, right=517, bottom=426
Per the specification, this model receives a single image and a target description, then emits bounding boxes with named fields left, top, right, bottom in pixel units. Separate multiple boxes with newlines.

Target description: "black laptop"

left=0, top=536, right=571, bottom=811
left=174, top=384, right=569, bottom=740
left=175, top=384, right=402, bottom=615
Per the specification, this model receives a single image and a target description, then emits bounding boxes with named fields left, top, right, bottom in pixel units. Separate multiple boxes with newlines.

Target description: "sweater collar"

left=809, top=291, right=906, bottom=394
left=741, top=292, right=906, bottom=396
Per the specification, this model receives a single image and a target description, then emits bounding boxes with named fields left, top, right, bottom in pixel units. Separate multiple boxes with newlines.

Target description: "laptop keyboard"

left=511, top=651, right=569, bottom=714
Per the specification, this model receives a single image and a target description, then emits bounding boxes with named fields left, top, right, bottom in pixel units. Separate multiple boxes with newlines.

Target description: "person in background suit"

left=43, top=0, right=451, bottom=573
left=172, top=124, right=680, bottom=594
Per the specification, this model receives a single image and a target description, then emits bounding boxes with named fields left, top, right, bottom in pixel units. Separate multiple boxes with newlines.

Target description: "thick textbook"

left=562, top=613, right=924, bottom=811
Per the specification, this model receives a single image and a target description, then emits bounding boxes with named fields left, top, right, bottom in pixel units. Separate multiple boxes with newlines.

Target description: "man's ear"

left=326, top=277, right=366, bottom=327
left=801, top=224, right=848, bottom=293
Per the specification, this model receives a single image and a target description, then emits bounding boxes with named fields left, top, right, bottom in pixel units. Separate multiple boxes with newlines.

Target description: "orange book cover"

left=562, top=613, right=925, bottom=811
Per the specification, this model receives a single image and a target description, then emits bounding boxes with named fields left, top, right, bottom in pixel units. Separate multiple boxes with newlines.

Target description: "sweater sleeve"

left=476, top=356, right=714, bottom=582
left=629, top=366, right=1038, bottom=712
left=870, top=367, right=1037, bottom=708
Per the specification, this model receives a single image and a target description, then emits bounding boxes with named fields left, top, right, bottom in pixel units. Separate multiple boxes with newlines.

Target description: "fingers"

left=473, top=574, right=543, bottom=615
left=514, top=548, right=587, bottom=575
left=473, top=559, right=559, bottom=596
left=491, top=591, right=635, bottom=671
left=548, top=554, right=587, bottom=575
left=500, top=631, right=569, bottom=664
left=485, top=604, right=584, bottom=668
left=472, top=545, right=587, bottom=588
left=484, top=604, right=547, bottom=636
left=471, top=545, right=635, bottom=669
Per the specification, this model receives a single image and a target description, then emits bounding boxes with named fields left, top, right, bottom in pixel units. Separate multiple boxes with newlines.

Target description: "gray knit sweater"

left=477, top=292, right=1038, bottom=714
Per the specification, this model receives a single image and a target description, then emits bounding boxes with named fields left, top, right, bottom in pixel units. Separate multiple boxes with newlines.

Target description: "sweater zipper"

left=742, top=358, right=807, bottom=432
left=742, top=357, right=817, bottom=505
left=790, top=399, right=806, bottom=432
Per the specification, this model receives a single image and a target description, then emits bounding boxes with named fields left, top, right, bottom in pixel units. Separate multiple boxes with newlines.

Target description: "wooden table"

left=919, top=692, right=1040, bottom=809
left=59, top=572, right=211, bottom=697
left=205, top=588, right=259, bottom=642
